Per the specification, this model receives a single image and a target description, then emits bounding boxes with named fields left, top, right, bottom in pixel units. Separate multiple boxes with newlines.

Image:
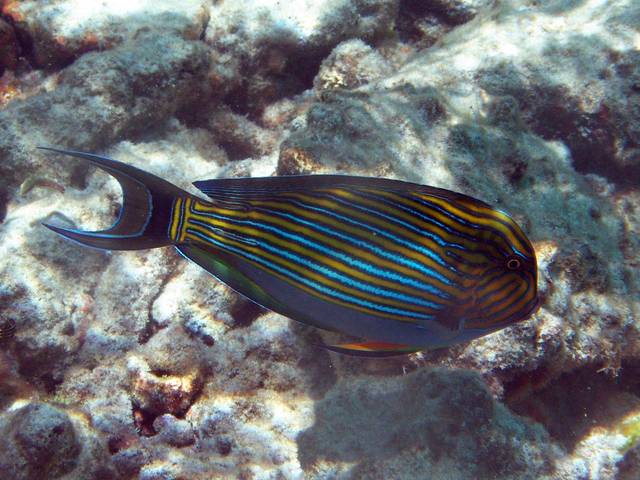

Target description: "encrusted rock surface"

left=0, top=32, right=212, bottom=194
left=0, top=17, right=19, bottom=72
left=0, top=402, right=80, bottom=478
left=0, top=0, right=639, bottom=478
left=2, top=0, right=210, bottom=69
left=204, top=0, right=400, bottom=115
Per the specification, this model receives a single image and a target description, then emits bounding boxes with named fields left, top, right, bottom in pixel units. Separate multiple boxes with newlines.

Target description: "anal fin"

left=321, top=341, right=423, bottom=357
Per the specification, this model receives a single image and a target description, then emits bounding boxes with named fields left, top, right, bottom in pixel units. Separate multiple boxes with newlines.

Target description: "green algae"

left=620, top=414, right=640, bottom=452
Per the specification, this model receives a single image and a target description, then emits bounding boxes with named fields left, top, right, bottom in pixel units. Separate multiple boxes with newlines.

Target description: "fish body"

left=41, top=148, right=539, bottom=356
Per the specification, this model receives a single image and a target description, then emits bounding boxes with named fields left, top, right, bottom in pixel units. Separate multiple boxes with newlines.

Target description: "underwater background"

left=0, top=0, right=639, bottom=478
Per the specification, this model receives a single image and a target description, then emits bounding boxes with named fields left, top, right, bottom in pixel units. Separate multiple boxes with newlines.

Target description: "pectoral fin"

left=176, top=243, right=291, bottom=315
left=321, top=341, right=423, bottom=357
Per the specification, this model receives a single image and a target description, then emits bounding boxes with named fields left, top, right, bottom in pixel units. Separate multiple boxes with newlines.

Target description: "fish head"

left=457, top=208, right=540, bottom=333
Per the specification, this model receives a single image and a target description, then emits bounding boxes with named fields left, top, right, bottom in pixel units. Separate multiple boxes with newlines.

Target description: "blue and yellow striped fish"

left=41, top=148, right=539, bottom=356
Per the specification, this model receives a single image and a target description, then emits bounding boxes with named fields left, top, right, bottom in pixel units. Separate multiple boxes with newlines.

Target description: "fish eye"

left=505, top=256, right=522, bottom=271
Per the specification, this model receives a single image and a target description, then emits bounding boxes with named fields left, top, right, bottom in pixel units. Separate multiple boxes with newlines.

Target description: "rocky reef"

left=0, top=0, right=639, bottom=478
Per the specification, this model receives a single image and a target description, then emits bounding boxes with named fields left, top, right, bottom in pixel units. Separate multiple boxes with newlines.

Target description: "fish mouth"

left=508, top=293, right=542, bottom=326
left=466, top=290, right=542, bottom=332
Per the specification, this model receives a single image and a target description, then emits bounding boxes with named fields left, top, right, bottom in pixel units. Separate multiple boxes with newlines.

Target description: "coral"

left=314, top=39, right=392, bottom=93
left=153, top=413, right=195, bottom=447
left=128, top=355, right=203, bottom=426
left=277, top=147, right=324, bottom=175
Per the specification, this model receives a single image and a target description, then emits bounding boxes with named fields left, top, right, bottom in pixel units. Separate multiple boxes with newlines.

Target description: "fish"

left=0, top=318, right=16, bottom=342
left=40, top=147, right=540, bottom=356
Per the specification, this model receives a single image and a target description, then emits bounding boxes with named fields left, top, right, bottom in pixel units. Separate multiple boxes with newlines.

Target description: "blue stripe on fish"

left=186, top=229, right=437, bottom=320
left=281, top=197, right=459, bottom=279
left=251, top=206, right=454, bottom=294
left=189, top=205, right=450, bottom=300
left=188, top=216, right=443, bottom=311
left=320, top=192, right=466, bottom=252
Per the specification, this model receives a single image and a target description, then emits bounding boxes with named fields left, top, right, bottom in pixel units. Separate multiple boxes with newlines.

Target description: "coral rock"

left=0, top=32, right=211, bottom=192
left=314, top=39, right=392, bottom=93
left=0, top=0, right=639, bottom=478
left=153, top=414, right=195, bottom=447
left=0, top=18, right=19, bottom=72
left=3, top=0, right=210, bottom=69
left=129, top=356, right=203, bottom=428
left=0, top=403, right=81, bottom=479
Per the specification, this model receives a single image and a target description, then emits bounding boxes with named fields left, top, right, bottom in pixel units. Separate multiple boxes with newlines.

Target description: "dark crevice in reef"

left=197, top=13, right=210, bottom=43
left=0, top=12, right=27, bottom=74
left=218, top=137, right=256, bottom=162
left=396, top=2, right=441, bottom=46
left=224, top=45, right=329, bottom=119
left=399, top=0, right=476, bottom=27
left=68, top=162, right=91, bottom=190
left=0, top=12, right=79, bottom=72
left=132, top=401, right=158, bottom=437
left=397, top=0, right=480, bottom=47
left=505, top=362, right=640, bottom=452
left=477, top=52, right=640, bottom=191
left=228, top=296, right=267, bottom=329
left=0, top=189, right=7, bottom=223
left=138, top=275, right=174, bottom=344
left=284, top=46, right=329, bottom=94
left=527, top=88, right=639, bottom=190
left=137, top=317, right=162, bottom=345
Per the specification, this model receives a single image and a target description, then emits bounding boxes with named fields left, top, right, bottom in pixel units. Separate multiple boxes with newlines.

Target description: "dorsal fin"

left=192, top=174, right=485, bottom=205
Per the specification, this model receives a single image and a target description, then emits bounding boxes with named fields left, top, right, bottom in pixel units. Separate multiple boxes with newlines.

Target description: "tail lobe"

left=40, top=147, right=188, bottom=251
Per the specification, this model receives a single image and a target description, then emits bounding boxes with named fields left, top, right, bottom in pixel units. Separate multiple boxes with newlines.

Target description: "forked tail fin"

left=40, top=147, right=189, bottom=250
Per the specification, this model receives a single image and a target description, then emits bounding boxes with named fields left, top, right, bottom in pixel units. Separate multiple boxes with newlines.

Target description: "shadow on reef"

left=477, top=35, right=640, bottom=192
left=296, top=367, right=554, bottom=478
left=507, top=362, right=640, bottom=452
left=5, top=9, right=205, bottom=71
left=217, top=6, right=398, bottom=119
left=223, top=39, right=330, bottom=119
